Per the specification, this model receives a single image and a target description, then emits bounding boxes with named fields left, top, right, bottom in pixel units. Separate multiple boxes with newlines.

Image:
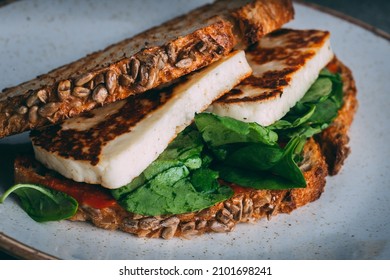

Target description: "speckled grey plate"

left=0, top=0, right=389, bottom=260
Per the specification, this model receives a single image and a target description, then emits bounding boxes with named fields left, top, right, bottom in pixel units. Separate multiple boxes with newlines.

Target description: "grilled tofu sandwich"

left=0, top=1, right=357, bottom=239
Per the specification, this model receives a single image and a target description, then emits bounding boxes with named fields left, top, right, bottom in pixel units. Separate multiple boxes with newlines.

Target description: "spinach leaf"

left=194, top=112, right=278, bottom=146
left=195, top=113, right=306, bottom=190
left=190, top=167, right=220, bottom=194
left=215, top=137, right=306, bottom=189
left=118, top=174, right=232, bottom=216
left=268, top=136, right=306, bottom=186
left=268, top=70, right=343, bottom=140
left=0, top=184, right=78, bottom=222
left=268, top=104, right=316, bottom=130
left=300, top=77, right=333, bottom=103
left=112, top=127, right=233, bottom=216
left=217, top=166, right=302, bottom=190
left=221, top=143, right=284, bottom=171
left=112, top=128, right=204, bottom=200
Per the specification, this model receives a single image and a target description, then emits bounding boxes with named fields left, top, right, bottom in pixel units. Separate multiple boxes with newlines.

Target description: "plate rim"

left=0, top=0, right=388, bottom=260
left=0, top=232, right=58, bottom=260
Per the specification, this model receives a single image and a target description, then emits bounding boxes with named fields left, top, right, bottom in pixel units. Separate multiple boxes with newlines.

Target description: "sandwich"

left=0, top=0, right=357, bottom=239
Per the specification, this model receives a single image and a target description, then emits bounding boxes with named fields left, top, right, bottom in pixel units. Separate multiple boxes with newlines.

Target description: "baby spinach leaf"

left=268, top=136, right=306, bottom=187
left=194, top=113, right=278, bottom=147
left=190, top=168, right=220, bottom=194
left=268, top=70, right=343, bottom=140
left=112, top=126, right=233, bottom=215
left=221, top=143, right=284, bottom=171
left=117, top=174, right=232, bottom=216
left=268, top=104, right=316, bottom=130
left=308, top=98, right=339, bottom=123
left=300, top=77, right=333, bottom=103
left=112, top=128, right=204, bottom=200
left=214, top=137, right=306, bottom=190
left=217, top=165, right=303, bottom=190
left=0, top=184, right=78, bottom=222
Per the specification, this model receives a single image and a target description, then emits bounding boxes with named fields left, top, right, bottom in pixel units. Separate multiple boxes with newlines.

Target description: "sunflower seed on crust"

left=57, top=80, right=71, bottom=101
left=175, top=57, right=193, bottom=68
left=105, top=70, right=117, bottom=94
left=94, top=73, right=105, bottom=86
left=17, top=106, right=28, bottom=115
left=161, top=216, right=180, bottom=227
left=36, top=89, right=49, bottom=104
left=139, top=217, right=160, bottom=230
left=166, top=43, right=177, bottom=64
left=118, top=74, right=134, bottom=87
left=216, top=208, right=233, bottom=225
left=28, top=106, right=39, bottom=123
left=196, top=220, right=207, bottom=230
left=26, top=92, right=39, bottom=108
left=72, top=86, right=90, bottom=98
left=75, top=73, right=95, bottom=86
left=38, top=102, right=60, bottom=117
left=180, top=221, right=196, bottom=234
left=138, top=64, right=149, bottom=87
left=161, top=226, right=176, bottom=239
left=122, top=218, right=139, bottom=231
left=195, top=40, right=208, bottom=53
left=129, top=57, right=140, bottom=80
left=209, top=220, right=230, bottom=233
left=92, top=85, right=108, bottom=104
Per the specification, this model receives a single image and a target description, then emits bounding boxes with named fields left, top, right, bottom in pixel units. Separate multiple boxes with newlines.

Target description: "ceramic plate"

left=1, top=0, right=389, bottom=260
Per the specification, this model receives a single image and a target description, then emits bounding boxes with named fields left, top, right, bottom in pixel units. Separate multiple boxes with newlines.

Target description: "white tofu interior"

left=32, top=50, right=252, bottom=189
left=207, top=29, right=334, bottom=126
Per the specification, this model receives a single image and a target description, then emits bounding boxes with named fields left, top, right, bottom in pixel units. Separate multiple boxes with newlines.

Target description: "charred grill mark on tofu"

left=208, top=29, right=333, bottom=126
left=30, top=51, right=253, bottom=189
left=218, top=29, right=329, bottom=104
left=31, top=87, right=177, bottom=166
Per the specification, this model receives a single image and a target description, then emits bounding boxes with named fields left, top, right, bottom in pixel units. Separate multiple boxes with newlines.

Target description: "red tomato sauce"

left=43, top=176, right=117, bottom=209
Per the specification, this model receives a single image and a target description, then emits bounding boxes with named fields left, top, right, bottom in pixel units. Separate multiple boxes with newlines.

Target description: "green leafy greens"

left=111, top=128, right=233, bottom=216
left=194, top=113, right=307, bottom=190
left=1, top=69, right=344, bottom=219
left=268, top=69, right=343, bottom=139
left=111, top=69, right=343, bottom=216
left=0, top=184, right=78, bottom=222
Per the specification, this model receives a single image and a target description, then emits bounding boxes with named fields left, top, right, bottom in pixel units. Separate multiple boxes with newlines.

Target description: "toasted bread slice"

left=13, top=137, right=327, bottom=238
left=317, top=57, right=358, bottom=175
left=0, top=0, right=294, bottom=139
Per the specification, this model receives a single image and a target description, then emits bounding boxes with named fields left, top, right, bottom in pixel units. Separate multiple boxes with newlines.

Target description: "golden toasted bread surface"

left=317, top=57, right=358, bottom=175
left=0, top=0, right=294, bottom=139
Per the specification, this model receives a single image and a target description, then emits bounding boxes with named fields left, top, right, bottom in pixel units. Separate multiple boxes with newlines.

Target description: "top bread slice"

left=0, top=0, right=294, bottom=139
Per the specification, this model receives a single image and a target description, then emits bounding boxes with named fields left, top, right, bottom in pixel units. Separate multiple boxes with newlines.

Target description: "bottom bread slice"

left=13, top=137, right=327, bottom=239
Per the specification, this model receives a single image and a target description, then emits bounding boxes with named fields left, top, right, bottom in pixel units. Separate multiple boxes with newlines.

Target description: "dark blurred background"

left=302, top=0, right=389, bottom=33
left=0, top=0, right=388, bottom=260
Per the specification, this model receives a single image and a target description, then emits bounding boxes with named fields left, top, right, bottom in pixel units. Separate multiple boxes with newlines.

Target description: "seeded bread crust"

left=12, top=56, right=357, bottom=239
left=317, top=57, right=358, bottom=175
left=0, top=0, right=294, bottom=139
